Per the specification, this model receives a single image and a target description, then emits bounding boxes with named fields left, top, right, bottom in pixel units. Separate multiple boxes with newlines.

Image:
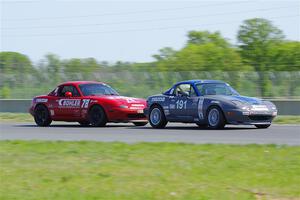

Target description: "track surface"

left=1, top=122, right=299, bottom=145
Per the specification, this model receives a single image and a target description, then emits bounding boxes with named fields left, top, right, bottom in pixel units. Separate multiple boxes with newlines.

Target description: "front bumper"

left=225, top=109, right=277, bottom=125
left=29, top=107, right=34, bottom=116
left=107, top=107, right=147, bottom=122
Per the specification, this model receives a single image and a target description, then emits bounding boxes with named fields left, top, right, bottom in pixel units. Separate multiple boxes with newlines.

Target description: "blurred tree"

left=0, top=86, right=11, bottom=98
left=187, top=31, right=228, bottom=47
left=0, top=52, right=33, bottom=74
left=0, top=52, right=34, bottom=90
left=43, top=54, right=62, bottom=85
left=152, top=31, right=250, bottom=90
left=270, top=41, right=300, bottom=96
left=152, top=47, right=176, bottom=61
left=237, top=18, right=284, bottom=96
left=154, top=31, right=249, bottom=71
left=271, top=41, right=300, bottom=71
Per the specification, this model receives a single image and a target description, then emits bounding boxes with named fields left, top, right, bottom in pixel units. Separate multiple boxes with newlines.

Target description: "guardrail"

left=0, top=99, right=299, bottom=115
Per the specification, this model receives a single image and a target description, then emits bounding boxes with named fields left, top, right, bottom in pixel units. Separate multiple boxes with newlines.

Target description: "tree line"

left=0, top=18, right=299, bottom=98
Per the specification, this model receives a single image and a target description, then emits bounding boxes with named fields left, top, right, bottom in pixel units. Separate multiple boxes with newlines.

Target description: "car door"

left=169, top=84, right=198, bottom=122
left=52, top=85, right=82, bottom=119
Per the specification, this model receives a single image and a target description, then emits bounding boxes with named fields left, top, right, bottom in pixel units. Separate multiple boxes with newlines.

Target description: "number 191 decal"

left=176, top=100, right=187, bottom=109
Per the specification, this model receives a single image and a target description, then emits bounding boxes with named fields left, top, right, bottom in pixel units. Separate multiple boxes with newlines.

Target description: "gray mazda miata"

left=144, top=80, right=277, bottom=129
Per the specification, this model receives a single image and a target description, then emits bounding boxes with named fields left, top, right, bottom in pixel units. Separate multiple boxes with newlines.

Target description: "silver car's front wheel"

left=150, top=108, right=161, bottom=125
left=207, top=106, right=225, bottom=129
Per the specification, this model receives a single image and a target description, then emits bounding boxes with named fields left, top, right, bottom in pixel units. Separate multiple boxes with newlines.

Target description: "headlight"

left=119, top=105, right=128, bottom=109
left=263, top=101, right=277, bottom=110
left=232, top=100, right=250, bottom=110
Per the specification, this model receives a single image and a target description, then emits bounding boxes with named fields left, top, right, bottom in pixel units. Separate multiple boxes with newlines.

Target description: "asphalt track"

left=0, top=122, right=299, bottom=145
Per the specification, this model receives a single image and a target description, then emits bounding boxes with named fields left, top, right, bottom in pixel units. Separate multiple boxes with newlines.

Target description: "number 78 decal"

left=176, top=100, right=187, bottom=109
left=81, top=99, right=90, bottom=108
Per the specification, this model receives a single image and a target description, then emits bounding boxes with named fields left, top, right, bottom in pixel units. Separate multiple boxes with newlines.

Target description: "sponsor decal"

left=137, top=109, right=144, bottom=114
left=164, top=109, right=170, bottom=115
left=126, top=98, right=138, bottom=103
left=169, top=104, right=175, bottom=109
left=58, top=99, right=81, bottom=107
left=242, top=111, right=250, bottom=115
left=163, top=106, right=170, bottom=114
left=198, top=97, right=204, bottom=120
left=251, top=105, right=268, bottom=111
left=36, top=98, right=48, bottom=103
left=50, top=110, right=55, bottom=116
left=131, top=104, right=144, bottom=107
left=169, top=88, right=174, bottom=95
left=151, top=97, right=165, bottom=102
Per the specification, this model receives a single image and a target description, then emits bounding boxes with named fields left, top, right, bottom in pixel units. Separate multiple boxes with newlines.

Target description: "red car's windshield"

left=79, top=83, right=119, bottom=96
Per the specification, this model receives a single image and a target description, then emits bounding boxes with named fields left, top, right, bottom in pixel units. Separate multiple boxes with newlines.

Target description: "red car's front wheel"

left=34, top=104, right=52, bottom=127
left=88, top=105, right=107, bottom=127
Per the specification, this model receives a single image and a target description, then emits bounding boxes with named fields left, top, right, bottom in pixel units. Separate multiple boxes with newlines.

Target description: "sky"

left=0, top=0, right=299, bottom=63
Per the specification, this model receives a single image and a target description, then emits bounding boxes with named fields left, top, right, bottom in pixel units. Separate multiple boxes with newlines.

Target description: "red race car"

left=29, top=81, right=147, bottom=127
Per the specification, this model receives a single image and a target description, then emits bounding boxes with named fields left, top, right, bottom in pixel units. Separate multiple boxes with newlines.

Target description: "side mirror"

left=65, top=91, right=72, bottom=97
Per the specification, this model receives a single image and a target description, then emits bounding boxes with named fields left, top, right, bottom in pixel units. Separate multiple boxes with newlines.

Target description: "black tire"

left=34, top=104, right=52, bottom=127
left=149, top=105, right=167, bottom=129
left=206, top=106, right=225, bottom=129
left=133, top=122, right=148, bottom=126
left=88, top=105, right=107, bottom=127
left=255, top=124, right=271, bottom=129
left=78, top=121, right=90, bottom=126
left=195, top=122, right=207, bottom=128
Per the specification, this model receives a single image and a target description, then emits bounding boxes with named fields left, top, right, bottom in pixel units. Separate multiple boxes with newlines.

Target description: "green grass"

left=1, top=112, right=300, bottom=124
left=0, top=141, right=299, bottom=200
left=0, top=113, right=33, bottom=122
left=273, top=115, right=300, bottom=124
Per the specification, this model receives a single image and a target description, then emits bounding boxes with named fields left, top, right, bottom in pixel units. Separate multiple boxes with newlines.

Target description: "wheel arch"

left=206, top=104, right=227, bottom=123
left=87, top=103, right=108, bottom=118
left=150, top=102, right=163, bottom=110
left=34, top=103, right=49, bottom=112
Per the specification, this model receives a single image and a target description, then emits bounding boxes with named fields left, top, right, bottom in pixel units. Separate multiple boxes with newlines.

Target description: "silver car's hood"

left=209, top=95, right=264, bottom=105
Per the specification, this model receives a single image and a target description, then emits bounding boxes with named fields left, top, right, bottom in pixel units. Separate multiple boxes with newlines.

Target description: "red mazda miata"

left=29, top=81, right=147, bottom=127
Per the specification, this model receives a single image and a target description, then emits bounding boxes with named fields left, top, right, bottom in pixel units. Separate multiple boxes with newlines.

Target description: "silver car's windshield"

left=196, top=83, right=239, bottom=96
left=79, top=84, right=119, bottom=96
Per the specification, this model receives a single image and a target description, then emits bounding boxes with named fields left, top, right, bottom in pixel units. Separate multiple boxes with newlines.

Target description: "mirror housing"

left=65, top=91, right=72, bottom=97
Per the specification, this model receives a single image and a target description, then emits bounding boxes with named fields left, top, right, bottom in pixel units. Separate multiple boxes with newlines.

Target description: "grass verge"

left=0, top=141, right=299, bottom=200
left=1, top=112, right=300, bottom=124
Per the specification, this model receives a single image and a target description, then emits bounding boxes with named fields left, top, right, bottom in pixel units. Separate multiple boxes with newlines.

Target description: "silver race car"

left=144, top=80, right=277, bottom=129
